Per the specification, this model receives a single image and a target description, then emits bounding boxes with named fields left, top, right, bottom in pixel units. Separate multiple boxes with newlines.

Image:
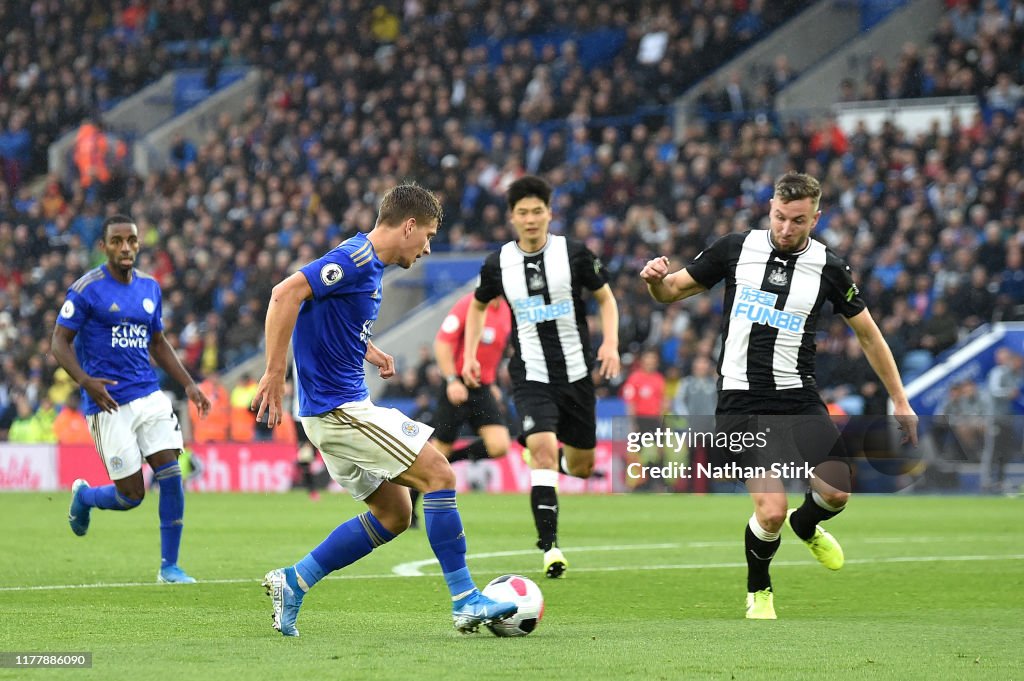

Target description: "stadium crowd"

left=1, top=0, right=1022, bottom=461
left=830, top=0, right=1024, bottom=108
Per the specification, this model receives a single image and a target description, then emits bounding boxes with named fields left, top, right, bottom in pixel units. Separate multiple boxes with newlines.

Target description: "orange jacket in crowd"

left=190, top=377, right=231, bottom=443
left=272, top=411, right=298, bottom=445
left=73, top=122, right=126, bottom=188
left=229, top=378, right=259, bottom=442
left=53, top=406, right=92, bottom=445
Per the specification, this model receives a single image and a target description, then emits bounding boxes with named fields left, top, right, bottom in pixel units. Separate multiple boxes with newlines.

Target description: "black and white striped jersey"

left=474, top=234, right=608, bottom=385
left=687, top=229, right=865, bottom=393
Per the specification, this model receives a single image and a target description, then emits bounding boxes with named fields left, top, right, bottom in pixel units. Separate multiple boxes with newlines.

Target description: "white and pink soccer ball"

left=482, top=574, right=545, bottom=637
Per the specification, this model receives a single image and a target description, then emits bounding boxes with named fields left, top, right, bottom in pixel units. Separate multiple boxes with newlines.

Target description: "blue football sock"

left=80, top=484, right=138, bottom=510
left=154, top=461, right=185, bottom=567
left=295, top=512, right=395, bottom=592
left=423, top=490, right=475, bottom=600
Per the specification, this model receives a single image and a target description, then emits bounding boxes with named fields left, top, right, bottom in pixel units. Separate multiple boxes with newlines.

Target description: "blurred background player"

left=291, top=375, right=322, bottom=501
left=464, top=175, right=621, bottom=578
left=53, top=214, right=211, bottom=584
left=410, top=292, right=512, bottom=527
left=252, top=185, right=516, bottom=637
left=621, top=349, right=668, bottom=491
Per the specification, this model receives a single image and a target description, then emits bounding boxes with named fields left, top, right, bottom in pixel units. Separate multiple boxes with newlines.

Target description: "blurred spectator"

left=949, top=265, right=996, bottom=331
left=984, top=347, right=1023, bottom=493
left=73, top=118, right=127, bottom=193
left=8, top=394, right=56, bottom=443
left=229, top=373, right=258, bottom=442
left=673, top=355, right=718, bottom=416
left=937, top=378, right=991, bottom=459
left=170, top=133, right=198, bottom=170
left=0, top=111, right=32, bottom=191
left=919, top=298, right=960, bottom=355
left=949, top=1, right=979, bottom=42
left=190, top=373, right=230, bottom=443
left=52, top=391, right=92, bottom=445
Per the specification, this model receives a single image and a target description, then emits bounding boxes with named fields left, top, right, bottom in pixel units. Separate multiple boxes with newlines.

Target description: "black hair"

left=506, top=175, right=552, bottom=211
left=101, top=214, right=137, bottom=240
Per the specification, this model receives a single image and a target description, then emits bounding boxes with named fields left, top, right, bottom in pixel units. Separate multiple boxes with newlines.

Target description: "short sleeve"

left=685, top=233, right=738, bottom=290
left=300, top=248, right=359, bottom=300
left=152, top=286, right=165, bottom=333
left=569, top=239, right=609, bottom=292
left=474, top=252, right=503, bottom=303
left=436, top=295, right=470, bottom=343
left=55, top=289, right=90, bottom=332
left=823, top=254, right=866, bottom=318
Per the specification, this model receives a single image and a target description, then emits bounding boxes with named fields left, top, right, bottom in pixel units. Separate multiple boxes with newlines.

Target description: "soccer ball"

left=482, top=574, right=544, bottom=637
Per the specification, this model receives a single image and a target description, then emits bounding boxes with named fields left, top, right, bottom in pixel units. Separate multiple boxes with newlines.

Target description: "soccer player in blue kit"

left=53, top=215, right=211, bottom=584
left=252, top=184, right=517, bottom=637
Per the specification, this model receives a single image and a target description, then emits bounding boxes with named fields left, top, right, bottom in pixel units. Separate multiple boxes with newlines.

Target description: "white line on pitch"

left=1, top=553, right=1021, bottom=593
left=393, top=542, right=684, bottom=576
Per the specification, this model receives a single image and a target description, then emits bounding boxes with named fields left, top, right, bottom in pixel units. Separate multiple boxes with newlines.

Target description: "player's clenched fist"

left=639, top=256, right=671, bottom=283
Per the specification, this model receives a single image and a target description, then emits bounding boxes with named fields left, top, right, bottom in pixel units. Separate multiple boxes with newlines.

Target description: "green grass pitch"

left=1, top=492, right=1021, bottom=680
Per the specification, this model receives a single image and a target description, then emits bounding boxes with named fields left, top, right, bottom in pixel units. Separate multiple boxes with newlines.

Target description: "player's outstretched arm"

left=150, top=330, right=210, bottom=417
left=640, top=257, right=707, bottom=303
left=252, top=272, right=311, bottom=428
left=51, top=324, right=119, bottom=413
left=845, top=308, right=919, bottom=445
left=592, top=284, right=621, bottom=380
left=461, top=298, right=488, bottom=388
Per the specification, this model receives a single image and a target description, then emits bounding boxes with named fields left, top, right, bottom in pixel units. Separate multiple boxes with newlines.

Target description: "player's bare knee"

left=114, top=477, right=146, bottom=504
left=529, top=447, right=558, bottom=469
left=422, top=463, right=457, bottom=492
left=568, top=458, right=593, bottom=478
left=821, top=489, right=850, bottom=509
left=760, top=511, right=785, bottom=533
left=754, top=499, right=787, bottom=530
left=378, top=508, right=412, bottom=535
left=121, top=487, right=145, bottom=505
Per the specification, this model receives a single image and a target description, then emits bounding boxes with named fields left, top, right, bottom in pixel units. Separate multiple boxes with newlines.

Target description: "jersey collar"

left=765, top=229, right=812, bottom=257
left=515, top=233, right=552, bottom=256
left=101, top=263, right=135, bottom=284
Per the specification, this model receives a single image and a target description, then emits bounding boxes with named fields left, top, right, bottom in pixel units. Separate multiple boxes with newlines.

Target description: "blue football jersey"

left=56, top=265, right=164, bottom=415
left=294, top=233, right=384, bottom=416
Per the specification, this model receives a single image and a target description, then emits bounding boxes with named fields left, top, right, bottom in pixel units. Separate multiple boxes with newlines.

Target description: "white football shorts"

left=86, top=390, right=184, bottom=480
left=301, top=399, right=433, bottom=501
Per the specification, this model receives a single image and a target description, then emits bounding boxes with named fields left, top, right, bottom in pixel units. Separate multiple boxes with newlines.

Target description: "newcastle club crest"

left=526, top=262, right=544, bottom=291
left=767, top=266, right=788, bottom=287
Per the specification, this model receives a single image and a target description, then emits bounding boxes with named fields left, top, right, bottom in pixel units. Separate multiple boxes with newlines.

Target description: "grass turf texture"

left=0, top=492, right=1021, bottom=680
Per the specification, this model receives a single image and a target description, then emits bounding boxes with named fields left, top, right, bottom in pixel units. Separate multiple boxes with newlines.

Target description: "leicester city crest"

left=402, top=421, right=420, bottom=437
left=767, top=267, right=788, bottom=287
left=110, top=456, right=124, bottom=472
